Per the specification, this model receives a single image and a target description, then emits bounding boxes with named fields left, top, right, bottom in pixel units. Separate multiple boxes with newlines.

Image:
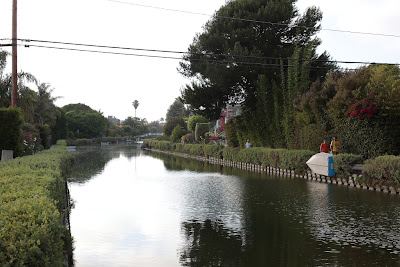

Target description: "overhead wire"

left=18, top=38, right=400, bottom=67
left=105, top=0, right=400, bottom=38
left=21, top=44, right=345, bottom=70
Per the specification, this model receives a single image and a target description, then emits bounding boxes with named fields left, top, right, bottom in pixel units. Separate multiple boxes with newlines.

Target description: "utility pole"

left=11, top=0, right=18, bottom=107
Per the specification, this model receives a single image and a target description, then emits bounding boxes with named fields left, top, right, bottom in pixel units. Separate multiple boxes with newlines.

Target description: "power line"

left=18, top=38, right=400, bottom=67
left=105, top=0, right=400, bottom=38
left=21, top=44, right=344, bottom=70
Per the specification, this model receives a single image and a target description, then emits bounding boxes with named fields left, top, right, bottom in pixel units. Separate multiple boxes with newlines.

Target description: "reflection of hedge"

left=66, top=137, right=129, bottom=146
left=0, top=140, right=74, bottom=265
left=362, top=155, right=400, bottom=186
left=0, top=108, right=23, bottom=157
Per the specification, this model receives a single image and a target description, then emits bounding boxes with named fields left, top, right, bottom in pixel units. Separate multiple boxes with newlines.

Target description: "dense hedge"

left=144, top=140, right=380, bottom=179
left=332, top=153, right=364, bottom=179
left=0, top=108, right=23, bottom=157
left=362, top=155, right=400, bottom=186
left=145, top=140, right=314, bottom=174
left=0, top=141, right=74, bottom=266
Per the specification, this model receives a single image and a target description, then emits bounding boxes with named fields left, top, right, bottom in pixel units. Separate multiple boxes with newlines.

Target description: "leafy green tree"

left=187, top=115, right=208, bottom=132
left=163, top=117, right=186, bottom=136
left=51, top=107, right=68, bottom=143
left=122, top=116, right=149, bottom=136
left=180, top=0, right=327, bottom=120
left=122, top=125, right=133, bottom=136
left=148, top=120, right=163, bottom=133
left=63, top=103, right=107, bottom=138
left=166, top=98, right=185, bottom=121
left=33, top=83, right=60, bottom=126
left=0, top=50, right=8, bottom=78
left=325, top=65, right=400, bottom=157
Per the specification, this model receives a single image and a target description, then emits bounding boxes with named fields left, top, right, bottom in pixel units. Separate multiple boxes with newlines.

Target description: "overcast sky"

left=1, top=0, right=399, bottom=122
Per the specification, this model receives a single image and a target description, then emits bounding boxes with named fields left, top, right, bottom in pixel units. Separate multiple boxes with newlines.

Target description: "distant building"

left=107, top=116, right=120, bottom=125
left=215, top=104, right=241, bottom=133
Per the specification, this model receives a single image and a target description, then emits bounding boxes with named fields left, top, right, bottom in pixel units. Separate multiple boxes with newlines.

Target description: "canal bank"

left=144, top=145, right=400, bottom=195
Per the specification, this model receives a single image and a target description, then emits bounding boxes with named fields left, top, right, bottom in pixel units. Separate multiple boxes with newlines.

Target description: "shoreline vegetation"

left=0, top=140, right=74, bottom=266
left=144, top=140, right=400, bottom=194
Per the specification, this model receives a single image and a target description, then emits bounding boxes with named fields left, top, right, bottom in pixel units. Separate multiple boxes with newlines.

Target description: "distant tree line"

left=0, top=50, right=162, bottom=156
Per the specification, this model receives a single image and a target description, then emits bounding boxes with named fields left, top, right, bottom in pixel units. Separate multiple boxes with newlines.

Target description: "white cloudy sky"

left=1, top=0, right=399, bottom=122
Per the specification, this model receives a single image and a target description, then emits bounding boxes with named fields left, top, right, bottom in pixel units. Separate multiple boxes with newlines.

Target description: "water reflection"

left=179, top=219, right=244, bottom=267
left=68, top=145, right=140, bottom=183
left=69, top=146, right=400, bottom=267
left=306, top=181, right=400, bottom=266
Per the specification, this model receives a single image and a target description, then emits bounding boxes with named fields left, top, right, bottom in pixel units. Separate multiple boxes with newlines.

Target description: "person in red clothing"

left=320, top=139, right=329, bottom=153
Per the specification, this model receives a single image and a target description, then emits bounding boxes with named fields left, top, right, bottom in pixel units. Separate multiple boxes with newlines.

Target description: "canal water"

left=68, top=145, right=400, bottom=266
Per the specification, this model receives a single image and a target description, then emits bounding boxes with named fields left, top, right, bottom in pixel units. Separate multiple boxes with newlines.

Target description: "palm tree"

left=132, top=100, right=139, bottom=118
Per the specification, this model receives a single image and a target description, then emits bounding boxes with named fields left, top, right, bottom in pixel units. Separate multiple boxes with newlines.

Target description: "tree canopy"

left=62, top=103, right=107, bottom=138
left=179, top=0, right=330, bottom=121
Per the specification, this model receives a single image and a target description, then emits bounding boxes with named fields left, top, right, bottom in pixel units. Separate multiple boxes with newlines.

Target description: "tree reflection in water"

left=68, top=145, right=140, bottom=183
left=179, top=219, right=245, bottom=267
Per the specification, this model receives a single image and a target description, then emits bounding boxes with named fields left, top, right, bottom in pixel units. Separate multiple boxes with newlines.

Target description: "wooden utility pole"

left=11, top=0, right=18, bottom=107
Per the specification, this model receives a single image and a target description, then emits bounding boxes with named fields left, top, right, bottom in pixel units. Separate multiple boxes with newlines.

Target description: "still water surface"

left=68, top=145, right=400, bottom=266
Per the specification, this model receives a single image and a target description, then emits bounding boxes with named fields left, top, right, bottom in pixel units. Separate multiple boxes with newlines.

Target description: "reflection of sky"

left=70, top=155, right=181, bottom=267
left=167, top=170, right=246, bottom=237
left=70, top=150, right=246, bottom=266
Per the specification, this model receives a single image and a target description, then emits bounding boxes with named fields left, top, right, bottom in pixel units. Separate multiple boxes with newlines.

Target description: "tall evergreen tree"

left=179, top=0, right=333, bottom=147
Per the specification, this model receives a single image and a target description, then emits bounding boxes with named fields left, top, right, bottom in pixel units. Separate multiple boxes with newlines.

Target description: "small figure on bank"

left=245, top=139, right=252, bottom=148
left=320, top=139, right=329, bottom=153
left=330, top=136, right=341, bottom=155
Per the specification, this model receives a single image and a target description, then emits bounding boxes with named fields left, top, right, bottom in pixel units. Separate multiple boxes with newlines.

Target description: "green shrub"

left=235, top=147, right=265, bottom=164
left=203, top=144, right=224, bottom=158
left=187, top=144, right=204, bottom=156
left=281, top=150, right=315, bottom=174
left=362, top=155, right=400, bottom=186
left=170, top=125, right=187, bottom=142
left=259, top=149, right=287, bottom=168
left=163, top=117, right=186, bottom=136
left=0, top=108, right=23, bottom=157
left=0, top=141, right=74, bottom=266
left=187, top=115, right=208, bottom=132
left=333, top=153, right=364, bottom=179
left=56, top=139, right=67, bottom=146
left=224, top=118, right=239, bottom=147
left=221, top=147, right=241, bottom=161
left=38, top=124, right=52, bottom=149
left=195, top=123, right=210, bottom=142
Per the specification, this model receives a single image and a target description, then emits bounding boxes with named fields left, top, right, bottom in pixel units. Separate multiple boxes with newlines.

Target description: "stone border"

left=146, top=148, right=400, bottom=195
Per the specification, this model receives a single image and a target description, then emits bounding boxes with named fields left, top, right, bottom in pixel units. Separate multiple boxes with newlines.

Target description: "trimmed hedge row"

left=0, top=140, right=74, bottom=266
left=145, top=140, right=315, bottom=174
left=362, top=155, right=400, bottom=186
left=145, top=140, right=381, bottom=178
left=332, top=153, right=364, bottom=179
